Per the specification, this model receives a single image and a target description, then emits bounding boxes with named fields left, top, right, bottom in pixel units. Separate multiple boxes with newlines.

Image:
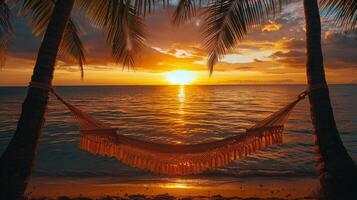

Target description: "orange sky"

left=0, top=2, right=356, bottom=86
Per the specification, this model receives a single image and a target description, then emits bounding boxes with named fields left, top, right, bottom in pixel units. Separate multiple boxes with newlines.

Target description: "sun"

left=165, top=70, right=195, bottom=85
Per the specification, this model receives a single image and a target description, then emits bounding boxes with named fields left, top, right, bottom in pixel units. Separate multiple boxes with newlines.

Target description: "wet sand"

left=26, top=176, right=319, bottom=199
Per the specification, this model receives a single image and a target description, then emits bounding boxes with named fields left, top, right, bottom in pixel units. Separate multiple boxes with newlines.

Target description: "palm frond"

left=320, top=0, right=357, bottom=30
left=112, top=11, right=146, bottom=67
left=77, top=0, right=146, bottom=69
left=0, top=0, right=13, bottom=37
left=172, top=0, right=197, bottom=26
left=78, top=0, right=161, bottom=17
left=133, top=0, right=174, bottom=16
left=59, top=19, right=85, bottom=77
left=135, top=0, right=157, bottom=16
left=19, top=0, right=53, bottom=36
left=18, top=0, right=86, bottom=75
left=0, top=0, right=13, bottom=67
left=202, top=0, right=288, bottom=74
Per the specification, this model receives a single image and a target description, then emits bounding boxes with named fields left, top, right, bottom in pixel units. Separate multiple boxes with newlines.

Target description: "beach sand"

left=26, top=176, right=320, bottom=199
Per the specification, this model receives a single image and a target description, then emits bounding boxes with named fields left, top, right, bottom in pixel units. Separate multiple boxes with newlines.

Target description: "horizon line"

left=0, top=83, right=356, bottom=87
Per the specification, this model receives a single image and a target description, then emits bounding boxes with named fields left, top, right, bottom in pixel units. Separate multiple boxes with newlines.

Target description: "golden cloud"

left=262, top=20, right=282, bottom=32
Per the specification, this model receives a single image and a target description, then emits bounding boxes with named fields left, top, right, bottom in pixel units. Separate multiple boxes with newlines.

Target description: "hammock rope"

left=29, top=82, right=327, bottom=175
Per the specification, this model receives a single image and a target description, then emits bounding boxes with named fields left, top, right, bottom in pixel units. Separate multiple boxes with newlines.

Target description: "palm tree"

left=173, top=0, right=357, bottom=199
left=303, top=1, right=357, bottom=199
left=0, top=0, right=147, bottom=199
left=0, top=1, right=77, bottom=199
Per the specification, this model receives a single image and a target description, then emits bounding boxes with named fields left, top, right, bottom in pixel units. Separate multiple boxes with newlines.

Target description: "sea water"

left=0, top=85, right=356, bottom=180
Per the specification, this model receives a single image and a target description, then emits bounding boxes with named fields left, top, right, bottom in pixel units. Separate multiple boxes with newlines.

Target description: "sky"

left=0, top=1, right=356, bottom=86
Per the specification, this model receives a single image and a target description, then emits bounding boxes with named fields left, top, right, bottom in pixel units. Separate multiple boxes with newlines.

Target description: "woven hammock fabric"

left=50, top=90, right=304, bottom=175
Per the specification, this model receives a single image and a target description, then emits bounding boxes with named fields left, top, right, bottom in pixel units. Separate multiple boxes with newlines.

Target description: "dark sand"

left=26, top=176, right=319, bottom=200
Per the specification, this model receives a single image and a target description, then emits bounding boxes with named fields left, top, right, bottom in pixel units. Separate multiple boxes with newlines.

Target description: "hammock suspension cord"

left=29, top=82, right=327, bottom=175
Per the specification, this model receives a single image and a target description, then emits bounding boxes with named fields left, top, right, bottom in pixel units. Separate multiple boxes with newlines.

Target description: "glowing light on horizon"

left=161, top=183, right=192, bottom=189
left=160, top=179, right=200, bottom=189
left=165, top=70, right=195, bottom=85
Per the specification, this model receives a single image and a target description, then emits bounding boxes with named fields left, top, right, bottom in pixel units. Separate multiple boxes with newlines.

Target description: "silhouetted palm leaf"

left=77, top=0, right=146, bottom=68
left=0, top=0, right=13, bottom=67
left=19, top=0, right=53, bottom=35
left=172, top=0, right=197, bottom=26
left=202, top=0, right=288, bottom=74
left=0, top=0, right=12, bottom=36
left=18, top=0, right=85, bottom=75
left=320, top=0, right=357, bottom=29
left=132, top=0, right=173, bottom=16
left=59, top=19, right=85, bottom=77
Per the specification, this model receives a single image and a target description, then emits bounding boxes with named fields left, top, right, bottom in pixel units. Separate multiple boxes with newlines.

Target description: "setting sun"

left=165, top=70, right=195, bottom=85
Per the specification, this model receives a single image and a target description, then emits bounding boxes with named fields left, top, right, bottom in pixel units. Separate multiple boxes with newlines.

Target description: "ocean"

left=1, top=85, right=356, bottom=181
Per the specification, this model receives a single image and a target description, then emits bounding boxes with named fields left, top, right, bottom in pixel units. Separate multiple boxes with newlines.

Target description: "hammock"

left=30, top=83, right=322, bottom=175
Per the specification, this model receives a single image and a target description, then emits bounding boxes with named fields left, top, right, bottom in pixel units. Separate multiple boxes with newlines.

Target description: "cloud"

left=322, top=31, right=357, bottom=69
left=269, top=50, right=305, bottom=68
left=262, top=20, right=282, bottom=32
left=254, top=58, right=264, bottom=62
left=222, top=78, right=296, bottom=84
left=2, top=2, right=357, bottom=85
left=270, top=50, right=305, bottom=58
left=277, top=38, right=305, bottom=50
left=151, top=47, right=197, bottom=58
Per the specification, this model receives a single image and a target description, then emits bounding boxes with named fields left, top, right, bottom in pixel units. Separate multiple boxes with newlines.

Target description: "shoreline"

left=26, top=176, right=320, bottom=199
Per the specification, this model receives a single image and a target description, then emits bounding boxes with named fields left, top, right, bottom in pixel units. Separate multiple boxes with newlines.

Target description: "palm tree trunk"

left=303, top=0, right=357, bottom=199
left=0, top=0, right=74, bottom=199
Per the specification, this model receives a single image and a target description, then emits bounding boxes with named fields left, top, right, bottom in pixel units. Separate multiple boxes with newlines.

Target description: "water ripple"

left=0, top=85, right=356, bottom=178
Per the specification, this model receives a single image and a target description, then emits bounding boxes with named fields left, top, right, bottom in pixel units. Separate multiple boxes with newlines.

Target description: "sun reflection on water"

left=175, top=85, right=187, bottom=138
left=178, top=85, right=185, bottom=115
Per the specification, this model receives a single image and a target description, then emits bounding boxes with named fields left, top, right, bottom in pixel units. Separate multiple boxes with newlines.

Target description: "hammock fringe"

left=79, top=126, right=284, bottom=175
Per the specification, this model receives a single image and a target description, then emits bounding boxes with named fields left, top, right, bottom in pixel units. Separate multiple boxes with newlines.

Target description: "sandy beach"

left=26, top=176, right=319, bottom=199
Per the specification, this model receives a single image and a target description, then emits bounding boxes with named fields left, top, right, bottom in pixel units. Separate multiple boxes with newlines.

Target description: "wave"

left=1, top=85, right=356, bottom=180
